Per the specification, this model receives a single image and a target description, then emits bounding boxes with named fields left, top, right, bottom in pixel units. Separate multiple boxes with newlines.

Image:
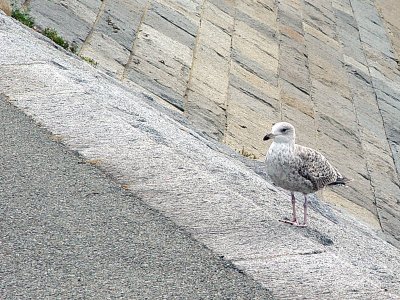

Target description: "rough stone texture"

left=0, top=0, right=11, bottom=16
left=376, top=0, right=400, bottom=64
left=2, top=0, right=400, bottom=296
left=2, top=15, right=400, bottom=299
left=185, top=1, right=233, bottom=140
left=3, top=0, right=400, bottom=244
left=224, top=0, right=280, bottom=158
left=0, top=94, right=273, bottom=300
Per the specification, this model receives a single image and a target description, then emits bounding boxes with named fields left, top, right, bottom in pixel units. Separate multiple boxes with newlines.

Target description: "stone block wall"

left=8, top=0, right=400, bottom=243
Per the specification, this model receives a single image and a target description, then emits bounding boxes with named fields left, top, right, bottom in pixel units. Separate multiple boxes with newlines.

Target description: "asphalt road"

left=0, top=96, right=273, bottom=299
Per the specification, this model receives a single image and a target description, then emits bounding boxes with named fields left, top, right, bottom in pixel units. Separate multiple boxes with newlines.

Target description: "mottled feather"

left=295, top=145, right=341, bottom=191
left=264, top=122, right=349, bottom=195
left=264, top=122, right=349, bottom=226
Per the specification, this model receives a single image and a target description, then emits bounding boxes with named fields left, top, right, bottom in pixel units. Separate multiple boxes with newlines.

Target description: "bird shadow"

left=301, top=226, right=335, bottom=246
left=307, top=193, right=339, bottom=225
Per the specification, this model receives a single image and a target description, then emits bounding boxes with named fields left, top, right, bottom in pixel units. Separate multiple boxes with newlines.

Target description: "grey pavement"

left=0, top=96, right=273, bottom=299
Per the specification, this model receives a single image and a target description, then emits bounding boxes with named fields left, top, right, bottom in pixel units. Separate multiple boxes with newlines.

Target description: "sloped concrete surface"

left=10, top=0, right=400, bottom=245
left=0, top=96, right=273, bottom=299
left=1, top=13, right=400, bottom=299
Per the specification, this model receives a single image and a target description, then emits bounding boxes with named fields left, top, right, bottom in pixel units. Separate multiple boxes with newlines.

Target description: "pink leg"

left=291, top=192, right=297, bottom=222
left=279, top=193, right=308, bottom=227
left=279, top=192, right=299, bottom=225
left=303, top=194, right=308, bottom=225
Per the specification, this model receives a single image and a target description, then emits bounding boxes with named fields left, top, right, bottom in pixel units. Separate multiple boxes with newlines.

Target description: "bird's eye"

left=281, top=128, right=288, bottom=133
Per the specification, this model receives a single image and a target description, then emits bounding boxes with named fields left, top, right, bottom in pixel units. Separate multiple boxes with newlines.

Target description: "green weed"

left=239, top=147, right=258, bottom=160
left=43, top=27, right=69, bottom=50
left=80, top=56, right=98, bottom=67
left=11, top=8, right=34, bottom=28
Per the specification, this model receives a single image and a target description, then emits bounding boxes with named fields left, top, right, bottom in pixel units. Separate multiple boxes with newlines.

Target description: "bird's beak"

left=263, top=133, right=274, bottom=141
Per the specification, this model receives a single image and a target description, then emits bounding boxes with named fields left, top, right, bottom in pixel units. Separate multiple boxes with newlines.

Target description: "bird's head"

left=263, top=122, right=296, bottom=144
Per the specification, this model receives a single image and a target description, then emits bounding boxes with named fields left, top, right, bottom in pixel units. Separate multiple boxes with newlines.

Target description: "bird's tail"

left=329, top=175, right=352, bottom=186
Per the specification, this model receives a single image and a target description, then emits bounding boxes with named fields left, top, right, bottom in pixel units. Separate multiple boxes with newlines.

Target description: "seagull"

left=263, top=122, right=350, bottom=227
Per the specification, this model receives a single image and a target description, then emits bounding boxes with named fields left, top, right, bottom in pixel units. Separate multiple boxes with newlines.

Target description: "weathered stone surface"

left=91, top=0, right=145, bottom=50
left=183, top=2, right=233, bottom=140
left=376, top=0, right=400, bottom=63
left=305, top=22, right=350, bottom=98
left=125, top=23, right=194, bottom=110
left=302, top=6, right=378, bottom=219
left=0, top=0, right=11, bottom=16
left=3, top=16, right=400, bottom=299
left=29, top=0, right=96, bottom=46
left=2, top=0, right=400, bottom=295
left=145, top=1, right=197, bottom=49
left=80, top=30, right=130, bottom=77
left=350, top=0, right=396, bottom=61
left=303, top=0, right=337, bottom=40
left=236, top=0, right=276, bottom=35
left=224, top=80, right=280, bottom=158
left=223, top=1, right=279, bottom=156
left=277, top=0, right=315, bottom=148
left=5, top=0, right=400, bottom=245
left=233, top=21, right=278, bottom=76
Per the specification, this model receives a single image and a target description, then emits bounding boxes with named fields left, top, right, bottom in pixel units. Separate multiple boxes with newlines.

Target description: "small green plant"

left=239, top=147, right=258, bottom=160
left=11, top=8, right=35, bottom=28
left=80, top=56, right=98, bottom=67
left=43, top=27, right=69, bottom=49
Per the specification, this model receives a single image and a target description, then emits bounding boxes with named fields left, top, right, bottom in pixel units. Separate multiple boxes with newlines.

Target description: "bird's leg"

left=291, top=192, right=297, bottom=222
left=279, top=192, right=299, bottom=225
left=280, top=193, right=308, bottom=227
left=295, top=194, right=308, bottom=227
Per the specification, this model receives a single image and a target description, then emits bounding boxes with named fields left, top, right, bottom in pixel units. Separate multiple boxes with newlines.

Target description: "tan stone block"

left=188, top=77, right=226, bottom=107
left=189, top=46, right=230, bottom=96
left=331, top=0, right=353, bottom=16
left=80, top=31, right=130, bottom=78
left=343, top=54, right=369, bottom=75
left=235, top=20, right=279, bottom=59
left=197, top=19, right=232, bottom=58
left=322, top=190, right=381, bottom=230
left=186, top=89, right=227, bottom=140
left=375, top=0, right=400, bottom=30
left=316, top=128, right=366, bottom=175
left=225, top=85, right=280, bottom=156
left=137, top=24, right=193, bottom=67
left=363, top=44, right=398, bottom=78
left=312, top=81, right=356, bottom=127
left=303, top=22, right=340, bottom=50
left=159, top=0, right=202, bottom=25
left=0, top=0, right=11, bottom=16
left=231, top=61, right=280, bottom=100
left=280, top=83, right=314, bottom=118
left=369, top=64, right=400, bottom=94
left=123, top=78, right=183, bottom=114
left=279, top=25, right=304, bottom=44
left=281, top=105, right=316, bottom=148
left=236, top=0, right=277, bottom=31
left=363, top=142, right=399, bottom=182
left=309, top=58, right=350, bottom=98
left=130, top=56, right=188, bottom=97
left=131, top=24, right=193, bottom=96
left=233, top=37, right=278, bottom=74
left=203, top=1, right=234, bottom=32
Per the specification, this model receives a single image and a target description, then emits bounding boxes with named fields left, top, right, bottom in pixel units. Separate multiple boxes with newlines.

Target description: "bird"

left=263, top=122, right=350, bottom=227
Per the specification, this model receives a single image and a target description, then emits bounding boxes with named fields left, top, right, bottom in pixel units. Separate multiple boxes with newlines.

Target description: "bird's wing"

left=294, top=145, right=339, bottom=190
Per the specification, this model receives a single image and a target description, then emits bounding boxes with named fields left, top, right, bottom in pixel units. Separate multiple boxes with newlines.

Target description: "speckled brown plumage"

left=263, top=122, right=349, bottom=226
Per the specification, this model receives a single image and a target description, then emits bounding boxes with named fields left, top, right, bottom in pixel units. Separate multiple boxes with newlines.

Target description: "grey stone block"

left=145, top=1, right=198, bottom=48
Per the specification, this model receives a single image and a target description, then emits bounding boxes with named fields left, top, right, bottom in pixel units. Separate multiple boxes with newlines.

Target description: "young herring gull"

left=263, top=122, right=349, bottom=227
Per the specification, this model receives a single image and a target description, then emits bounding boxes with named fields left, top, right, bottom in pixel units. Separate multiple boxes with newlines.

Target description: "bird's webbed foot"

left=279, top=218, right=308, bottom=227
